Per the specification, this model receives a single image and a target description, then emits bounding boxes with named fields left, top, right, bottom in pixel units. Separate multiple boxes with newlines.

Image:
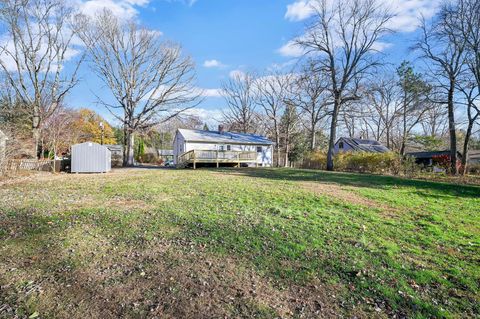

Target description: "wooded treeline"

left=221, top=0, right=480, bottom=174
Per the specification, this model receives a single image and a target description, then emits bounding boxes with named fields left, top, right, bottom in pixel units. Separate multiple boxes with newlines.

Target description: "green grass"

left=0, top=168, right=479, bottom=318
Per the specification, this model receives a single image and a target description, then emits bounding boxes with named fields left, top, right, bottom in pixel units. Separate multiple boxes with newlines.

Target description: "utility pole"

left=99, top=122, right=104, bottom=145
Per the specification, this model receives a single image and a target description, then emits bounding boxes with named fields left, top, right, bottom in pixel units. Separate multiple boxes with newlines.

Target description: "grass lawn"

left=0, top=168, right=479, bottom=318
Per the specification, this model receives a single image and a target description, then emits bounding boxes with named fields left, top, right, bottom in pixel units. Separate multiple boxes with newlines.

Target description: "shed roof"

left=177, top=128, right=274, bottom=145
left=338, top=137, right=390, bottom=153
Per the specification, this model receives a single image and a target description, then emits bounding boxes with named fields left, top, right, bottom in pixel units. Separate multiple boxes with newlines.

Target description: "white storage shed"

left=71, top=142, right=112, bottom=173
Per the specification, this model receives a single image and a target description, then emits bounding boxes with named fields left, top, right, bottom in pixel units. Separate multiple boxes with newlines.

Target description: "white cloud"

left=229, top=69, right=246, bottom=79
left=280, top=0, right=440, bottom=57
left=203, top=59, right=226, bottom=68
left=78, top=0, right=150, bottom=19
left=284, top=0, right=440, bottom=33
left=277, top=40, right=305, bottom=58
left=371, top=41, right=392, bottom=52
left=182, top=107, right=223, bottom=125
left=285, top=0, right=315, bottom=21
left=198, top=88, right=223, bottom=97
left=387, top=0, right=439, bottom=32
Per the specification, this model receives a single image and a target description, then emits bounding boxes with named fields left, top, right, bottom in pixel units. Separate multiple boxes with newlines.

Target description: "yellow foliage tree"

left=73, top=108, right=117, bottom=145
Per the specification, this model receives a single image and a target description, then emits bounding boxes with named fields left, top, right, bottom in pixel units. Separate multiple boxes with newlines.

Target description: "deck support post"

left=216, top=150, right=219, bottom=168
left=237, top=153, right=240, bottom=168
left=193, top=151, right=196, bottom=170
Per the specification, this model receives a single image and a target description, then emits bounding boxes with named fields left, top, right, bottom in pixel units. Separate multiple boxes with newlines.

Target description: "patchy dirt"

left=0, top=237, right=345, bottom=319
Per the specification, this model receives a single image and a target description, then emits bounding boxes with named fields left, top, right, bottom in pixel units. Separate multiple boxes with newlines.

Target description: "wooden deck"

left=177, top=150, right=258, bottom=169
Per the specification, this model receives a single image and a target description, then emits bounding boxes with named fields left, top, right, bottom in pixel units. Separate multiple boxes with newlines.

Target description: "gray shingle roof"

left=339, top=137, right=390, bottom=153
left=177, top=129, right=274, bottom=145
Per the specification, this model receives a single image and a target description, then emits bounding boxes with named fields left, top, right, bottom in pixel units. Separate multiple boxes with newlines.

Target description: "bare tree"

left=360, top=76, right=400, bottom=149
left=280, top=102, right=301, bottom=167
left=42, top=106, right=78, bottom=171
left=457, top=82, right=479, bottom=174
left=256, top=72, right=291, bottom=166
left=76, top=10, right=200, bottom=166
left=0, top=0, right=84, bottom=158
left=396, top=62, right=432, bottom=155
left=421, top=100, right=448, bottom=137
left=289, top=60, right=329, bottom=151
left=415, top=4, right=468, bottom=174
left=455, top=0, right=480, bottom=173
left=222, top=71, right=258, bottom=134
left=296, top=0, right=392, bottom=170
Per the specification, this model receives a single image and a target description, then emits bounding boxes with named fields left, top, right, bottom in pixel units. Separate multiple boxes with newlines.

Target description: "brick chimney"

left=218, top=124, right=225, bottom=134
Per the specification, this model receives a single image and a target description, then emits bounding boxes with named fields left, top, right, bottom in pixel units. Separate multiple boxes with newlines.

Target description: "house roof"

left=338, top=137, right=390, bottom=153
left=177, top=128, right=274, bottom=145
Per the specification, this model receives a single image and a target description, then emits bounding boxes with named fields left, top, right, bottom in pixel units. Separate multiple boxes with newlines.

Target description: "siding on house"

left=173, top=128, right=273, bottom=167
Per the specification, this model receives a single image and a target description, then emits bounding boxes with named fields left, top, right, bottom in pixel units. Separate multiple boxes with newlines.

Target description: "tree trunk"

left=461, top=108, right=478, bottom=175
left=32, top=106, right=41, bottom=158
left=310, top=122, right=316, bottom=151
left=274, top=122, right=281, bottom=167
left=461, top=122, right=473, bottom=175
left=447, top=81, right=458, bottom=175
left=399, top=96, right=407, bottom=156
left=124, top=131, right=135, bottom=167
left=326, top=98, right=340, bottom=171
left=284, top=127, right=290, bottom=168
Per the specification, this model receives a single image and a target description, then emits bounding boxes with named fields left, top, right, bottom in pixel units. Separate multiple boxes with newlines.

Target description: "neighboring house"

left=105, top=144, right=123, bottom=167
left=468, top=150, right=480, bottom=165
left=407, top=150, right=462, bottom=167
left=334, top=137, right=390, bottom=154
left=158, top=149, right=174, bottom=162
left=173, top=125, right=273, bottom=168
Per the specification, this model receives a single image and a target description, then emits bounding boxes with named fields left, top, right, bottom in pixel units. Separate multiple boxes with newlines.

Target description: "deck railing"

left=178, top=150, right=257, bottom=168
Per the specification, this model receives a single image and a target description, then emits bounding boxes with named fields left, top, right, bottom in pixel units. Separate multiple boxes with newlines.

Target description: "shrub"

left=303, top=151, right=418, bottom=176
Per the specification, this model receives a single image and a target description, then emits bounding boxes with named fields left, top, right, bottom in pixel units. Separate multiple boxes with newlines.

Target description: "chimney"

left=218, top=124, right=225, bottom=134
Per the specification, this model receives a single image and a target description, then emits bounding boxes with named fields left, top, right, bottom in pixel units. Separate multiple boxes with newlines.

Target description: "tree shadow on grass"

left=218, top=168, right=480, bottom=199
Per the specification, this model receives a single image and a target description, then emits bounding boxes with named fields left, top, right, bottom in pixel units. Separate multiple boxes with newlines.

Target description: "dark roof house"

left=468, top=150, right=480, bottom=164
left=334, top=137, right=390, bottom=154
left=406, top=150, right=463, bottom=166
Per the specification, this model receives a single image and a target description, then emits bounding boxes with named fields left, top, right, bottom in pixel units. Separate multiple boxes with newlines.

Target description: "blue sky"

left=67, top=0, right=441, bottom=125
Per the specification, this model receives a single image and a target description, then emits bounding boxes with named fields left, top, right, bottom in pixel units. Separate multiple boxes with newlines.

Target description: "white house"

left=173, top=126, right=273, bottom=168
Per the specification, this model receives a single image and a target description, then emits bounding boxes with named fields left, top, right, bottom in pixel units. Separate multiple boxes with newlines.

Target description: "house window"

left=226, top=145, right=231, bottom=151
left=256, top=146, right=263, bottom=153
left=339, top=141, right=344, bottom=149
left=219, top=145, right=225, bottom=151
